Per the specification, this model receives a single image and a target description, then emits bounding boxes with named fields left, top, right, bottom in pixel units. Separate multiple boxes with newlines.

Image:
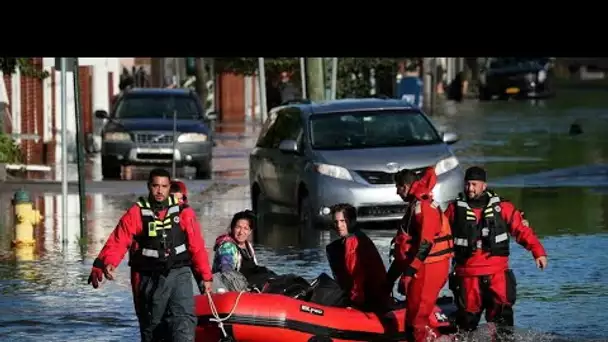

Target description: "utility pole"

left=257, top=58, right=268, bottom=123
left=60, top=58, right=68, bottom=247
left=430, top=58, right=437, bottom=115
left=422, top=57, right=434, bottom=114
left=299, top=58, right=307, bottom=99
left=305, top=58, right=325, bottom=101
left=72, top=58, right=87, bottom=244
left=195, top=58, right=208, bottom=112
left=330, top=58, right=338, bottom=100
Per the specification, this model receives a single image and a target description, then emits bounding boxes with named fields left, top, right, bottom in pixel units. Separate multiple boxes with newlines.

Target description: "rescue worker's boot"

left=493, top=305, right=515, bottom=342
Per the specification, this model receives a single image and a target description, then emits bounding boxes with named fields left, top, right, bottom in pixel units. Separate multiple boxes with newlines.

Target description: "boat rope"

left=206, top=290, right=246, bottom=338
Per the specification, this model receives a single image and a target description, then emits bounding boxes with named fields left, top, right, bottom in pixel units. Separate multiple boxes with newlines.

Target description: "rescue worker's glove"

left=399, top=265, right=417, bottom=295
left=198, top=280, right=213, bottom=294
left=87, top=258, right=106, bottom=289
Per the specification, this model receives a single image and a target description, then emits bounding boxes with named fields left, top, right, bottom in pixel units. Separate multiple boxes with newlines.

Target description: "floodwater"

left=2, top=89, right=608, bottom=341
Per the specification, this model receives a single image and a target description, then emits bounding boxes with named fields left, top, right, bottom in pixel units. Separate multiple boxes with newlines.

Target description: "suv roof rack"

left=282, top=99, right=312, bottom=105
left=373, top=94, right=391, bottom=99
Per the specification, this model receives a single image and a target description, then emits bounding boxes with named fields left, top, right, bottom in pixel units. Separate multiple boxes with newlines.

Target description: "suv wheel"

left=195, top=161, right=212, bottom=180
left=478, top=85, right=491, bottom=101
left=102, top=158, right=121, bottom=179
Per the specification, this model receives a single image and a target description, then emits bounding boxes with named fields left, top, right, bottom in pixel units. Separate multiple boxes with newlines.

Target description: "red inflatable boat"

left=195, top=292, right=458, bottom=342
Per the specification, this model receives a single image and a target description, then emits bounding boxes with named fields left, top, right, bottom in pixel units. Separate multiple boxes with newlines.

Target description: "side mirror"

left=442, top=132, right=459, bottom=145
left=278, top=140, right=299, bottom=154
left=95, top=110, right=109, bottom=119
left=206, top=111, right=218, bottom=121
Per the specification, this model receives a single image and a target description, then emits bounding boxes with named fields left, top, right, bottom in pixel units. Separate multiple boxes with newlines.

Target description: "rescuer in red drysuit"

left=445, top=166, right=548, bottom=340
left=170, top=180, right=188, bottom=204
left=87, top=168, right=213, bottom=342
left=325, top=203, right=391, bottom=313
left=386, top=167, right=454, bottom=342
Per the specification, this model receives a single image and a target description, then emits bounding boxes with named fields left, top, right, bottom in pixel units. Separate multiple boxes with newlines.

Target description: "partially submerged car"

left=249, top=98, right=463, bottom=237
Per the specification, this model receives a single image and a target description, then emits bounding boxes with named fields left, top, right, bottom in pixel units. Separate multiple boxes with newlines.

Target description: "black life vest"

left=130, top=195, right=191, bottom=273
left=452, top=191, right=509, bottom=264
left=326, top=237, right=349, bottom=292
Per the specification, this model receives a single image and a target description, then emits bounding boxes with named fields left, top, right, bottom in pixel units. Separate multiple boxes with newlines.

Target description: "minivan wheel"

left=298, top=195, right=314, bottom=240
left=253, top=190, right=268, bottom=243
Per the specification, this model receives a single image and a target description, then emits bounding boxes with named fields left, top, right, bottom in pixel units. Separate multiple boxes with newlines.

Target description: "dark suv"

left=96, top=88, right=217, bottom=179
left=478, top=57, right=555, bottom=100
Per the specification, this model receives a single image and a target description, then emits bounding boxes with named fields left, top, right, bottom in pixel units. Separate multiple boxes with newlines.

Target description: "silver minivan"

left=249, top=98, right=463, bottom=234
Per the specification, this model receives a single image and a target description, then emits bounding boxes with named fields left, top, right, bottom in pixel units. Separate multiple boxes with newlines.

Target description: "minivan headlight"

left=313, top=163, right=353, bottom=181
left=435, top=156, right=459, bottom=175
left=104, top=132, right=131, bottom=141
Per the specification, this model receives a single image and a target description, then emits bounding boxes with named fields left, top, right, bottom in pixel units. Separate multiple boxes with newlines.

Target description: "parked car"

left=96, top=88, right=217, bottom=179
left=478, top=57, right=555, bottom=101
left=249, top=98, right=464, bottom=237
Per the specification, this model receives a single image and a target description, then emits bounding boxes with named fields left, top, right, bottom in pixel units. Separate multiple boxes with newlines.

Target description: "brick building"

left=1, top=58, right=122, bottom=174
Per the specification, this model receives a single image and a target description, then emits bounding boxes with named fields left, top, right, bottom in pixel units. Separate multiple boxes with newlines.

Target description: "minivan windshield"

left=309, top=110, right=442, bottom=150
left=114, top=94, right=201, bottom=120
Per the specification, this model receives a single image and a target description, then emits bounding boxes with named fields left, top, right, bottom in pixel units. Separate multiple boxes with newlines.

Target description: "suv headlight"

left=525, top=73, right=536, bottom=82
left=313, top=163, right=353, bottom=181
left=178, top=133, right=208, bottom=143
left=104, top=132, right=131, bottom=141
left=435, top=156, right=459, bottom=176
left=538, top=69, right=547, bottom=83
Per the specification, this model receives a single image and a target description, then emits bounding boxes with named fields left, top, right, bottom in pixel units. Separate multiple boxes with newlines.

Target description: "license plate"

left=138, top=148, right=173, bottom=154
left=505, top=87, right=520, bottom=94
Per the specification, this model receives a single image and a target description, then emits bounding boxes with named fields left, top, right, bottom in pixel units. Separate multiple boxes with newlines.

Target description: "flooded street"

left=2, top=89, right=608, bottom=341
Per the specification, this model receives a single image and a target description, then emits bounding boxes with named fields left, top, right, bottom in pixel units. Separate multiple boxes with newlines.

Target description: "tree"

left=0, top=58, right=49, bottom=79
left=0, top=133, right=22, bottom=163
left=214, top=58, right=300, bottom=76
left=0, top=58, right=44, bottom=162
left=214, top=58, right=410, bottom=99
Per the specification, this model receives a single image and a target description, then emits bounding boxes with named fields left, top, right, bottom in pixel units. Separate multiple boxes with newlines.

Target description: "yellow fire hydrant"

left=11, top=189, right=41, bottom=248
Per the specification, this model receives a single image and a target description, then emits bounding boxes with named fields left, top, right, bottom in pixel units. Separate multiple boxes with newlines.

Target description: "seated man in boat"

left=326, top=203, right=391, bottom=313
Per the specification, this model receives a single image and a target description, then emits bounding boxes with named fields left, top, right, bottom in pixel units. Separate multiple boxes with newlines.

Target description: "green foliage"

left=0, top=58, right=49, bottom=79
left=213, top=57, right=420, bottom=99
left=215, top=58, right=300, bottom=76
left=0, top=133, right=22, bottom=163
left=336, top=58, right=417, bottom=98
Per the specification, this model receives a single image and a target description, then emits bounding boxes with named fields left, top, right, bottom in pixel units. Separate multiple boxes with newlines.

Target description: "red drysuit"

left=327, top=229, right=390, bottom=312
left=387, top=168, right=453, bottom=342
left=94, top=200, right=213, bottom=313
left=444, top=192, right=547, bottom=330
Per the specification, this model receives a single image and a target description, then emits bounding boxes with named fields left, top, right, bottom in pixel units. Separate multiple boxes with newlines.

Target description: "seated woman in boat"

left=213, top=210, right=259, bottom=274
left=212, top=211, right=277, bottom=290
left=326, top=203, right=391, bottom=313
